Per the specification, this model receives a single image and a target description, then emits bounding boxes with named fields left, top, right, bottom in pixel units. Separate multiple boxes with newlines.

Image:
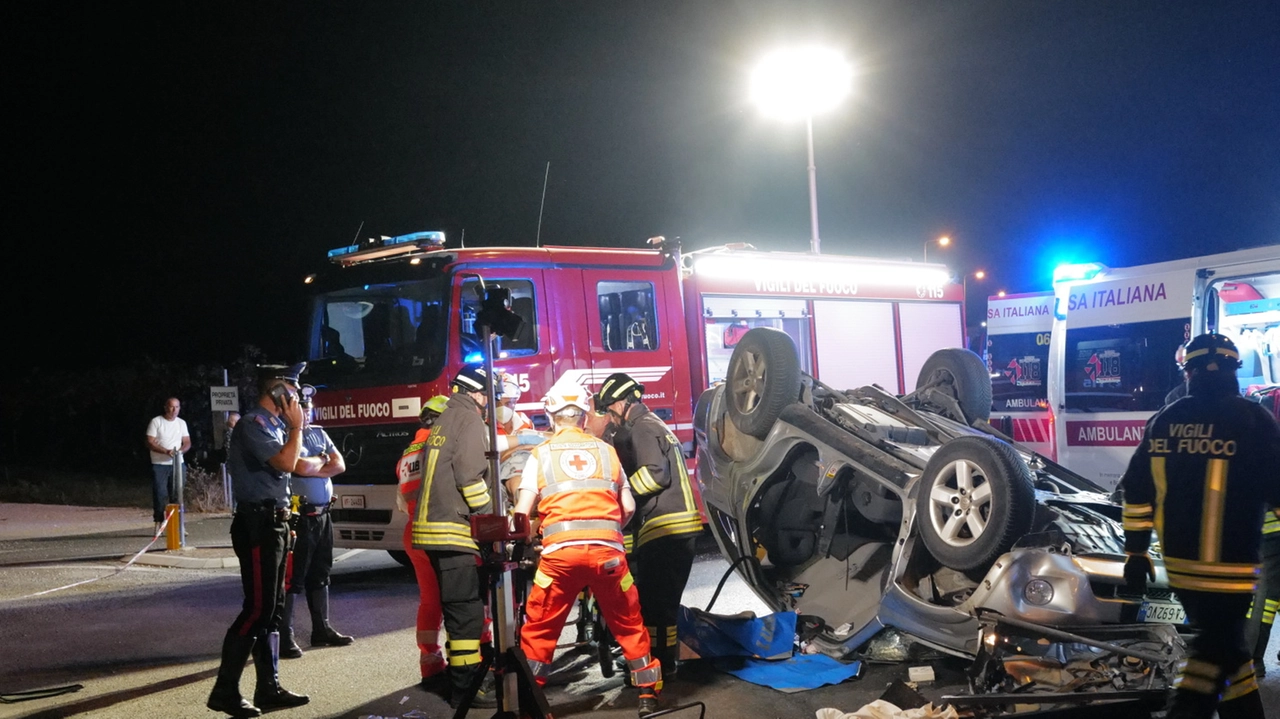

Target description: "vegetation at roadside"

left=0, top=465, right=231, bottom=513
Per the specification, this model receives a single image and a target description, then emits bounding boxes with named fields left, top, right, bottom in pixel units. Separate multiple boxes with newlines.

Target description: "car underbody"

left=693, top=328, right=1189, bottom=712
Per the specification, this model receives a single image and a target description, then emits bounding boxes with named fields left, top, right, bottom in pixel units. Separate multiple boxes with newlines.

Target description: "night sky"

left=10, top=2, right=1278, bottom=372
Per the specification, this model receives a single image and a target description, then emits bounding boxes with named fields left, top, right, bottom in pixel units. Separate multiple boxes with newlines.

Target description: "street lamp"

left=751, top=46, right=854, bottom=255
left=924, top=235, right=951, bottom=263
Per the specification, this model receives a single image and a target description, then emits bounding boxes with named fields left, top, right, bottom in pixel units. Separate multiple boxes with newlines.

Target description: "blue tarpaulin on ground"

left=677, top=606, right=796, bottom=660
left=712, top=653, right=864, bottom=693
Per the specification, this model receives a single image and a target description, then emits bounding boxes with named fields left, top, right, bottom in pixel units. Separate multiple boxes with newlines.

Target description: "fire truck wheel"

left=726, top=328, right=801, bottom=439
left=387, top=550, right=414, bottom=568
left=915, top=436, right=1034, bottom=572
left=915, top=348, right=993, bottom=423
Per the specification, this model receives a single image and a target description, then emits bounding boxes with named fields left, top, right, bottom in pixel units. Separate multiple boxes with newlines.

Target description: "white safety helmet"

left=498, top=373, right=522, bottom=403
left=542, top=378, right=592, bottom=416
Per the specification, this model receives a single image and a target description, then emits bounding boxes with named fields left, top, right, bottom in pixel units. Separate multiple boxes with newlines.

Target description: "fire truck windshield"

left=303, top=276, right=449, bottom=390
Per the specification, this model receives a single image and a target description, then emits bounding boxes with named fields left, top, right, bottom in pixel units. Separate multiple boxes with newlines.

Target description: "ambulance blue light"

left=327, top=245, right=358, bottom=259
left=464, top=351, right=484, bottom=364
left=1052, top=262, right=1108, bottom=284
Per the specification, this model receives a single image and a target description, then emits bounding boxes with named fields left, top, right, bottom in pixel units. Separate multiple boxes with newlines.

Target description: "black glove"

left=1123, top=553, right=1156, bottom=595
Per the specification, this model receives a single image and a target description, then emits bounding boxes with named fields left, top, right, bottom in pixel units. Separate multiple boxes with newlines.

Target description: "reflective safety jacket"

left=1121, top=392, right=1280, bottom=593
left=530, top=426, right=626, bottom=549
left=397, top=427, right=430, bottom=513
left=410, top=394, right=493, bottom=554
left=611, top=404, right=702, bottom=549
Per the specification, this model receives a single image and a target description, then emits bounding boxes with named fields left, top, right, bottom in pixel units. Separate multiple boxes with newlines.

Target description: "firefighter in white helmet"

left=513, top=377, right=662, bottom=716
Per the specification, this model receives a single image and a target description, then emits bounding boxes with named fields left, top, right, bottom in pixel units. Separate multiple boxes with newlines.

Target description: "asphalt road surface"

left=1, top=505, right=1277, bottom=718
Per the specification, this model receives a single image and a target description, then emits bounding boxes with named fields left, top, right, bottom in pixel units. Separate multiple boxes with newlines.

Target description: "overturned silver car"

left=693, top=327, right=1187, bottom=706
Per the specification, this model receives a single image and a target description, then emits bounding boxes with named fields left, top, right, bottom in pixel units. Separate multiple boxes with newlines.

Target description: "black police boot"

left=307, top=587, right=354, bottom=647
left=206, top=632, right=262, bottom=718
left=252, top=632, right=310, bottom=710
left=279, top=594, right=302, bottom=659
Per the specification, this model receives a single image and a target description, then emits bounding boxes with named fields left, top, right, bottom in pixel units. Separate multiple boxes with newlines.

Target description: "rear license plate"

left=1138, top=600, right=1187, bottom=624
left=340, top=495, right=365, bottom=509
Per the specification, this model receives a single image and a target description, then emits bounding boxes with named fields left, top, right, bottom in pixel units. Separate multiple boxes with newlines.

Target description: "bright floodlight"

left=751, top=47, right=853, bottom=121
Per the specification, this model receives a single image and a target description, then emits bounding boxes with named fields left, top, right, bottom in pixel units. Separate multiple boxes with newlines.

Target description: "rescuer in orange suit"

left=396, top=394, right=451, bottom=691
left=512, top=377, right=663, bottom=717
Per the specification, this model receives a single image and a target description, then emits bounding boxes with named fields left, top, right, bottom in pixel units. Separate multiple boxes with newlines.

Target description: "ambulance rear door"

left=986, top=292, right=1055, bottom=459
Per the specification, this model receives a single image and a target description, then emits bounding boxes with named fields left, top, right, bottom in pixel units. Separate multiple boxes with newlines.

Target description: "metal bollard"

left=165, top=504, right=182, bottom=550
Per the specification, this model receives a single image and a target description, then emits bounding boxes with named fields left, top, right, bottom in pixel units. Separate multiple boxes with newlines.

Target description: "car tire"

left=916, top=435, right=1034, bottom=571
left=725, top=328, right=801, bottom=439
left=387, top=549, right=414, bottom=568
left=916, top=348, right=993, bottom=423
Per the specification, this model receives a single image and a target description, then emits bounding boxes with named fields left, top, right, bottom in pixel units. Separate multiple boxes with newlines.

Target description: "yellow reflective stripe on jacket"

left=461, top=478, right=491, bottom=511
left=1264, top=508, right=1280, bottom=535
left=1164, top=556, right=1259, bottom=593
left=1175, top=657, right=1221, bottom=695
left=636, top=510, right=703, bottom=546
left=1122, top=502, right=1154, bottom=531
left=629, top=466, right=662, bottom=496
left=1151, top=457, right=1168, bottom=538
left=1199, top=458, right=1228, bottom=563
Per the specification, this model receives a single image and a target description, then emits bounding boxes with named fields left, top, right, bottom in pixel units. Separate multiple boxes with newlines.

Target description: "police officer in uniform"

left=513, top=377, right=662, bottom=716
left=279, top=383, right=354, bottom=659
left=594, top=372, right=703, bottom=682
left=409, top=365, right=497, bottom=708
left=207, top=364, right=311, bottom=718
left=1120, top=334, right=1280, bottom=719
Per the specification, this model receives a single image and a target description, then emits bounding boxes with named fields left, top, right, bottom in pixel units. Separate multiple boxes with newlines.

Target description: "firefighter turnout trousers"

left=520, top=545, right=661, bottom=689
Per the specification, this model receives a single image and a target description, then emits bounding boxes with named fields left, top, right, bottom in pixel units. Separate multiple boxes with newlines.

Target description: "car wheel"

left=916, top=348, right=993, bottom=423
left=916, top=435, right=1034, bottom=571
left=726, top=328, right=801, bottom=439
left=387, top=549, right=414, bottom=568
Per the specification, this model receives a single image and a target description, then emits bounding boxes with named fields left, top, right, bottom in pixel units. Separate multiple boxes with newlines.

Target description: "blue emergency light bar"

left=1052, top=262, right=1109, bottom=284
left=327, top=230, right=447, bottom=260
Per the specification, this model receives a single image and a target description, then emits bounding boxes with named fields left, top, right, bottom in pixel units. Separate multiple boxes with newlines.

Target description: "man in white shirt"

left=145, top=397, right=191, bottom=535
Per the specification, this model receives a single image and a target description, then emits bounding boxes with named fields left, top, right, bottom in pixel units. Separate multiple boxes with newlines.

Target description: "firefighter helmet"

left=543, top=378, right=592, bottom=415
left=1181, top=333, right=1242, bottom=373
left=452, top=364, right=491, bottom=393
left=594, top=372, right=644, bottom=410
left=420, top=394, right=450, bottom=424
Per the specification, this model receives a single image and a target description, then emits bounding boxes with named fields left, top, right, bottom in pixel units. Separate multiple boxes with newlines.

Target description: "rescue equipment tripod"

left=455, top=513, right=554, bottom=719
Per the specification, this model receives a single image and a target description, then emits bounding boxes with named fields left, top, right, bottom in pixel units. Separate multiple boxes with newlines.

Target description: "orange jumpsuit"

left=397, top=428, right=445, bottom=679
left=516, top=426, right=661, bottom=689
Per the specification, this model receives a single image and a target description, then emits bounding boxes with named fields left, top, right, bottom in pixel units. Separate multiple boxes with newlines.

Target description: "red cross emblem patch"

left=559, top=449, right=597, bottom=480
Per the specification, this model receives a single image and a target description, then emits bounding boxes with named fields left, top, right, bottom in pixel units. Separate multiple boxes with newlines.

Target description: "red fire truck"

left=301, top=232, right=966, bottom=563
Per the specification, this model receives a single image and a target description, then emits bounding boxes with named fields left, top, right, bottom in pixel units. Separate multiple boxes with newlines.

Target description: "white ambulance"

left=1047, top=244, right=1280, bottom=489
left=985, top=291, right=1056, bottom=459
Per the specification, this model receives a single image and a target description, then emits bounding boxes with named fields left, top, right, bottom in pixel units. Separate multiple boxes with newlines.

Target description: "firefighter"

left=1120, top=333, right=1280, bottom=719
left=396, top=394, right=451, bottom=689
left=1248, top=508, right=1280, bottom=675
left=409, top=366, right=497, bottom=708
left=512, top=377, right=662, bottom=716
left=593, top=372, right=702, bottom=681
left=207, top=364, right=311, bottom=718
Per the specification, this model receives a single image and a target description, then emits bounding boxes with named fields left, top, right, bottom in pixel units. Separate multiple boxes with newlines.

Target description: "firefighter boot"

left=654, top=624, right=679, bottom=681
left=252, top=632, right=310, bottom=710
left=447, top=664, right=498, bottom=709
left=307, top=587, right=354, bottom=647
left=206, top=632, right=261, bottom=718
left=279, top=594, right=302, bottom=659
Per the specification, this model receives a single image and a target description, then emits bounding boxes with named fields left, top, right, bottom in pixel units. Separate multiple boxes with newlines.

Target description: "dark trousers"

left=150, top=463, right=175, bottom=522
left=426, top=550, right=486, bottom=664
left=287, top=512, right=334, bottom=593
left=633, top=534, right=696, bottom=629
left=1246, top=532, right=1280, bottom=662
left=1169, top=589, right=1259, bottom=719
left=228, top=508, right=291, bottom=638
